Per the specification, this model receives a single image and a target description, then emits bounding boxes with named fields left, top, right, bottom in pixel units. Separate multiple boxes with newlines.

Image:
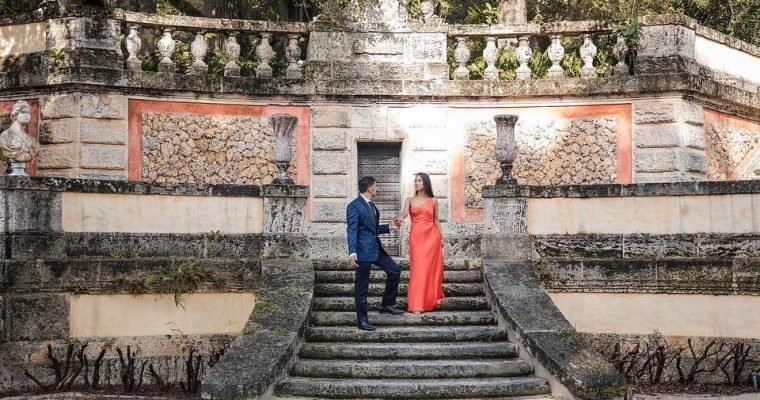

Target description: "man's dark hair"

left=358, top=176, right=376, bottom=193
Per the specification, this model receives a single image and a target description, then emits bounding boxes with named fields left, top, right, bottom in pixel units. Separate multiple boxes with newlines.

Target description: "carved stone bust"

left=0, top=100, right=39, bottom=163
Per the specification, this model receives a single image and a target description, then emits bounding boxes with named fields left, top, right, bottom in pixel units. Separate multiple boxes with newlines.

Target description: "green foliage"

left=465, top=2, right=500, bottom=25
left=47, top=48, right=66, bottom=68
left=143, top=260, right=226, bottom=308
left=0, top=0, right=37, bottom=17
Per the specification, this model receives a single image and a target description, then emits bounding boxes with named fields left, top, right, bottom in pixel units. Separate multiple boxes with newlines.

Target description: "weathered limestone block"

left=81, top=118, right=127, bottom=144
left=265, top=197, right=306, bottom=234
left=311, top=200, right=347, bottom=223
left=7, top=294, right=68, bottom=341
left=351, top=106, right=388, bottom=129
left=37, top=144, right=77, bottom=169
left=638, top=25, right=695, bottom=59
left=40, top=93, right=80, bottom=119
left=388, top=107, right=448, bottom=129
left=429, top=175, right=449, bottom=199
left=635, top=124, right=681, bottom=148
left=312, top=106, right=351, bottom=128
left=46, top=17, right=123, bottom=70
left=407, top=151, right=449, bottom=174
left=312, top=151, right=350, bottom=175
left=408, top=33, right=448, bottom=62
left=3, top=190, right=62, bottom=232
left=80, top=171, right=126, bottom=180
left=81, top=144, right=126, bottom=170
left=678, top=100, right=705, bottom=126
left=312, top=128, right=348, bottom=150
left=312, top=175, right=351, bottom=198
left=634, top=149, right=680, bottom=173
left=39, top=118, right=78, bottom=144
left=683, top=149, right=708, bottom=173
left=633, top=100, right=677, bottom=124
left=682, top=124, right=706, bottom=150
left=80, top=94, right=127, bottom=119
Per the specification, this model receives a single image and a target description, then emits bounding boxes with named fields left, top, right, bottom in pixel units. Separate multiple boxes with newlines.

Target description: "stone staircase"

left=273, top=259, right=554, bottom=399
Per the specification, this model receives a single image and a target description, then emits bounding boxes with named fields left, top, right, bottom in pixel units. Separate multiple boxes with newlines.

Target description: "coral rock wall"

left=465, top=116, right=618, bottom=208
left=141, top=113, right=297, bottom=184
left=705, top=123, right=760, bottom=180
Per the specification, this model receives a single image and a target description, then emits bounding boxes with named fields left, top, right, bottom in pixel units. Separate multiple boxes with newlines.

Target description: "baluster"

left=285, top=34, right=303, bottom=79
left=125, top=25, right=142, bottom=71
left=256, top=32, right=274, bottom=79
left=483, top=36, right=499, bottom=80
left=453, top=36, right=470, bottom=80
left=580, top=34, right=598, bottom=77
left=157, top=28, right=176, bottom=73
left=515, top=36, right=532, bottom=80
left=190, top=31, right=209, bottom=75
left=223, top=31, right=241, bottom=77
left=547, top=34, right=565, bottom=78
left=613, top=35, right=629, bottom=76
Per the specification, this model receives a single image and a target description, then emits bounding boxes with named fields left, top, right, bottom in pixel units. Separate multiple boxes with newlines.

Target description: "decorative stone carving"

left=125, top=25, right=142, bottom=71
left=454, top=37, right=470, bottom=80
left=483, top=37, right=499, bottom=80
left=580, top=34, right=597, bottom=77
left=190, top=31, right=209, bottom=75
left=271, top=114, right=299, bottom=184
left=492, top=198, right=527, bottom=234
left=224, top=31, right=241, bottom=77
left=421, top=0, right=441, bottom=24
left=256, top=33, right=274, bottom=79
left=494, top=114, right=519, bottom=184
left=515, top=36, right=532, bottom=80
left=0, top=101, right=40, bottom=175
left=285, top=34, right=303, bottom=79
left=157, top=29, right=176, bottom=73
left=547, top=34, right=565, bottom=78
left=613, top=35, right=629, bottom=75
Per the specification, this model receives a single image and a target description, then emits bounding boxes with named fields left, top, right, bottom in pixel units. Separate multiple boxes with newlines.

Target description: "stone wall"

left=632, top=99, right=706, bottom=183
left=705, top=123, right=759, bottom=180
left=141, top=113, right=296, bottom=185
left=465, top=117, right=618, bottom=208
left=37, top=93, right=128, bottom=180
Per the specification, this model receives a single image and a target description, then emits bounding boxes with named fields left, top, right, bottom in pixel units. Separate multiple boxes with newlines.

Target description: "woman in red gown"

left=396, top=173, right=445, bottom=313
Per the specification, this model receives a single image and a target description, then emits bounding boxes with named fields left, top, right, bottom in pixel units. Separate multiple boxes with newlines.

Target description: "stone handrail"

left=122, top=11, right=309, bottom=79
left=447, top=20, right=625, bottom=81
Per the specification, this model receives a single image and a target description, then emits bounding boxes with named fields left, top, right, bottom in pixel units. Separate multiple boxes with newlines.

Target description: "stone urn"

left=271, top=114, right=299, bottom=184
left=494, top=114, right=519, bottom=184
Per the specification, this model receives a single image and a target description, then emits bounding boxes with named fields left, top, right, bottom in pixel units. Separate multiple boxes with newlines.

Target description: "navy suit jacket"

left=346, top=196, right=390, bottom=262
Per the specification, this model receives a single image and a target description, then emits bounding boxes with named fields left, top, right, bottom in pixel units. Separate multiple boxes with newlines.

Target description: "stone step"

left=299, top=342, right=518, bottom=360
left=311, top=296, right=489, bottom=311
left=271, top=396, right=557, bottom=400
left=315, top=270, right=483, bottom=284
left=312, top=259, right=481, bottom=272
left=306, top=326, right=507, bottom=342
left=310, top=311, right=495, bottom=326
left=315, top=283, right=485, bottom=297
left=290, top=359, right=535, bottom=379
left=275, top=377, right=551, bottom=399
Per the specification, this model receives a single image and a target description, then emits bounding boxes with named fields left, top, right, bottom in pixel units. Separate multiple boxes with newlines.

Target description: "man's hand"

left=349, top=254, right=358, bottom=268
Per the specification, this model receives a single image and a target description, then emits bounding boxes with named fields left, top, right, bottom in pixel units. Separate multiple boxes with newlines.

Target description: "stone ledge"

left=483, top=260, right=624, bottom=400
left=0, top=177, right=307, bottom=198
left=201, top=260, right=313, bottom=400
left=484, top=180, right=760, bottom=199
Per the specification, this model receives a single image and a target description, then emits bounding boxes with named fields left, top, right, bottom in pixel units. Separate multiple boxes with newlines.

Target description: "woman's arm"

left=398, top=197, right=411, bottom=220
left=433, top=198, right=444, bottom=244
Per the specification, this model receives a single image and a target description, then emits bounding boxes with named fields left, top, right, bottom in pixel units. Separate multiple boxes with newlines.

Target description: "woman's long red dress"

left=406, top=198, right=445, bottom=312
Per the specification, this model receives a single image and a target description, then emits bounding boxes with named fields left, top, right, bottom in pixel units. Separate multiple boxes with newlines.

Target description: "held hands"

left=391, top=217, right=402, bottom=230
left=349, top=254, right=358, bottom=268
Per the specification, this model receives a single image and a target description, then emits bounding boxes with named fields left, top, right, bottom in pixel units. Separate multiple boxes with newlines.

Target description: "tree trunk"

left=204, top=0, right=241, bottom=19
left=498, top=0, right=527, bottom=25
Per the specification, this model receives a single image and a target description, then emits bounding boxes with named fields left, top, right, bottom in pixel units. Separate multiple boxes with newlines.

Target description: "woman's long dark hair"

left=415, top=173, right=435, bottom=198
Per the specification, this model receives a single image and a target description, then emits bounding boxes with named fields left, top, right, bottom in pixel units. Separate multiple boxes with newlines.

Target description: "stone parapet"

left=483, top=179, right=760, bottom=198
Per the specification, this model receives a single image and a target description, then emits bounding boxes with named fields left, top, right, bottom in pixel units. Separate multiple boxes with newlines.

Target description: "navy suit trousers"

left=354, top=252, right=400, bottom=325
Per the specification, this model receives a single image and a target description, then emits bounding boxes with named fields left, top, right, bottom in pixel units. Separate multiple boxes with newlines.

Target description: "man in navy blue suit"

left=347, top=176, right=404, bottom=331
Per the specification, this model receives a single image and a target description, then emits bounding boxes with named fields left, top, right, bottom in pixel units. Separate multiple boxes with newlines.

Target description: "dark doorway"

left=357, top=143, right=401, bottom=256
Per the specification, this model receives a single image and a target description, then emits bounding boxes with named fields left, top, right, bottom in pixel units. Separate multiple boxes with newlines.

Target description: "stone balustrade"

left=448, top=21, right=628, bottom=80
left=122, top=11, right=309, bottom=79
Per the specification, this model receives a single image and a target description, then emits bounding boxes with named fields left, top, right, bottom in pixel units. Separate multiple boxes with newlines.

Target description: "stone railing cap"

left=483, top=180, right=760, bottom=199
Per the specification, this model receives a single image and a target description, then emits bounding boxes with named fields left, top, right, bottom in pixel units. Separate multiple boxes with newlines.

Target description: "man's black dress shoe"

left=357, top=323, right=376, bottom=331
left=378, top=305, right=405, bottom=315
